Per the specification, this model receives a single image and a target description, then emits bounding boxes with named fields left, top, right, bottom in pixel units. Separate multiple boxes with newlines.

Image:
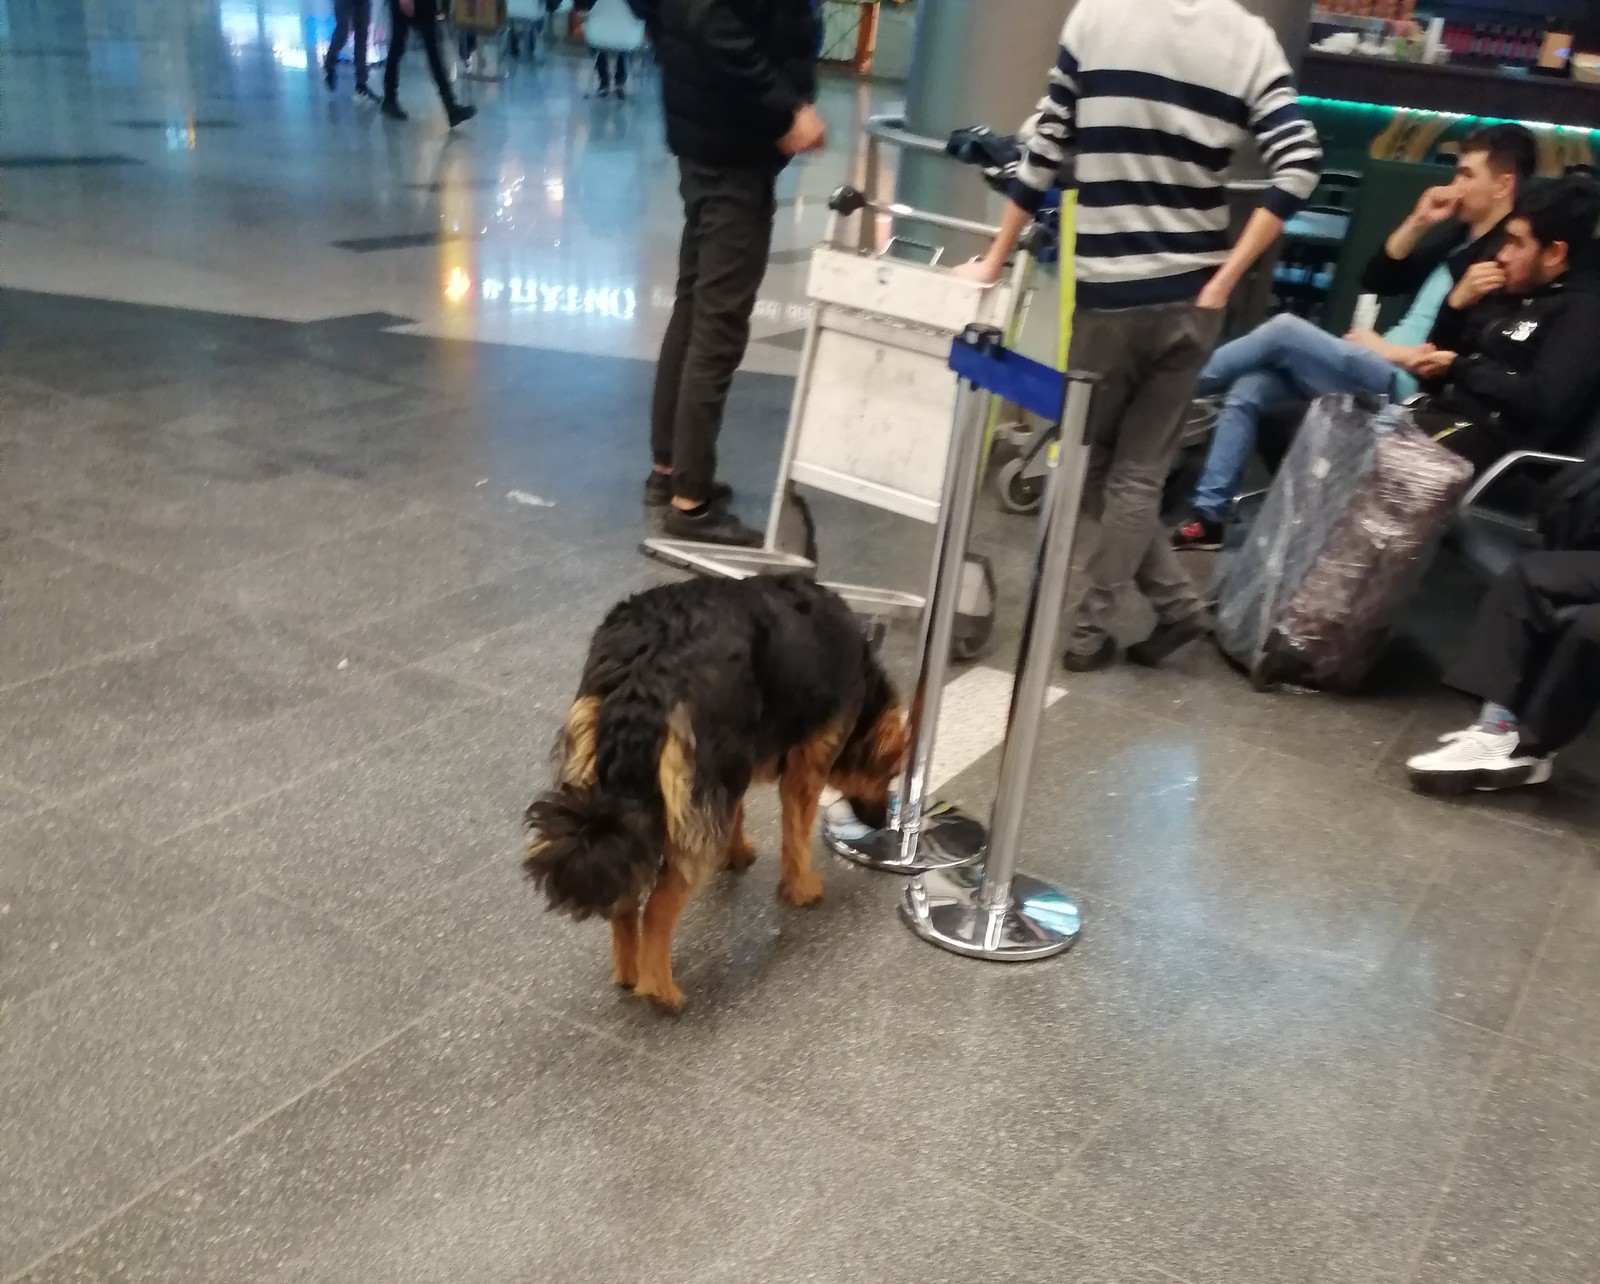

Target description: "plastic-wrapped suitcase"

left=1213, top=395, right=1474, bottom=692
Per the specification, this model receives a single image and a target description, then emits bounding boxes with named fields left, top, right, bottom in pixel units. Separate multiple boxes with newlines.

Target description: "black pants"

left=595, top=52, right=628, bottom=90
left=1447, top=551, right=1600, bottom=754
left=649, top=159, right=777, bottom=502
left=327, top=0, right=373, bottom=86
left=384, top=0, right=456, bottom=109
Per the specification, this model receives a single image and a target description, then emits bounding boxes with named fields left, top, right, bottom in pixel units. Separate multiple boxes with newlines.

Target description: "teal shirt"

left=1383, top=264, right=1454, bottom=401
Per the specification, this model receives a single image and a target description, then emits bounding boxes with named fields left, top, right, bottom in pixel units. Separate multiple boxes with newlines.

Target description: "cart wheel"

left=996, top=457, right=1045, bottom=515
left=950, top=611, right=994, bottom=662
left=949, top=553, right=997, bottom=662
left=776, top=483, right=818, bottom=564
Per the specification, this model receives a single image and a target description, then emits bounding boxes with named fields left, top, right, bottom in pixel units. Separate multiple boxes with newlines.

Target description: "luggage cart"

left=641, top=179, right=1031, bottom=659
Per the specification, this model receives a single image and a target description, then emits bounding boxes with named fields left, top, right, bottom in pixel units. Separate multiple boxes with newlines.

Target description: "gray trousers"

left=1066, top=302, right=1223, bottom=654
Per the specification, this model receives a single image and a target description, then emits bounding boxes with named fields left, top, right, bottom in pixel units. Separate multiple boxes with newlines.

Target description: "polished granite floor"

left=7, top=3, right=1600, bottom=1283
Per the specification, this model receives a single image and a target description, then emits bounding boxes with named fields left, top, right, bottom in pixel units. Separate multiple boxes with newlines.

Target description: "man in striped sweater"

left=957, top=0, right=1322, bottom=671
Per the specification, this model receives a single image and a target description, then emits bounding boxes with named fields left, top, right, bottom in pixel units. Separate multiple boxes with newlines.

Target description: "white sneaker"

left=1406, top=726, right=1554, bottom=795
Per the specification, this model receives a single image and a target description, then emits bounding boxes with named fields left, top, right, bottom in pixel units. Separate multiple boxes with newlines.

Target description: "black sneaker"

left=597, top=85, right=612, bottom=99
left=615, top=86, right=627, bottom=101
left=354, top=83, right=380, bottom=105
left=1062, top=637, right=1117, bottom=673
left=1171, top=516, right=1224, bottom=552
left=381, top=98, right=409, bottom=122
left=643, top=473, right=733, bottom=508
left=662, top=504, right=762, bottom=547
left=1126, top=610, right=1211, bottom=667
left=447, top=103, right=478, bottom=128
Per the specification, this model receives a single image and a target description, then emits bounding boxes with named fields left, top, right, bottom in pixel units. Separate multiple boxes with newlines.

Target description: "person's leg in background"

left=614, top=52, right=629, bottom=98
left=381, top=0, right=410, bottom=114
left=1200, top=312, right=1394, bottom=403
left=649, top=164, right=704, bottom=502
left=1108, top=304, right=1226, bottom=666
left=656, top=162, right=777, bottom=546
left=1409, top=551, right=1600, bottom=791
left=1062, top=304, right=1203, bottom=666
left=410, top=0, right=475, bottom=124
left=350, top=0, right=374, bottom=97
left=595, top=52, right=613, bottom=95
left=325, top=0, right=353, bottom=89
left=1178, top=366, right=1298, bottom=547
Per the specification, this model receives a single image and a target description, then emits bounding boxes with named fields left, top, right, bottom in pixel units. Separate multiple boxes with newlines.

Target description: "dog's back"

left=524, top=575, right=888, bottom=917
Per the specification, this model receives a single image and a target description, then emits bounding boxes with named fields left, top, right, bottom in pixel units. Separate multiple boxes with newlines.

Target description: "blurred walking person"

left=325, top=0, right=379, bottom=102
left=382, top=0, right=478, bottom=127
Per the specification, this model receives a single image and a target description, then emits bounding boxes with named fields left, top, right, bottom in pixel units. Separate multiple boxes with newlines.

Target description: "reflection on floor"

left=5, top=3, right=1600, bottom=1283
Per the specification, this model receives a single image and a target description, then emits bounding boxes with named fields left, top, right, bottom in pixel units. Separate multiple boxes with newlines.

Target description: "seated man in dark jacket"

left=636, top=0, right=825, bottom=546
left=1408, top=550, right=1600, bottom=793
left=1411, top=175, right=1600, bottom=472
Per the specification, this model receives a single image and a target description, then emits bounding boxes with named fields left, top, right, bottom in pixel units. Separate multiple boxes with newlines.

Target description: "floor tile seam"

left=1394, top=861, right=1577, bottom=1284
left=10, top=526, right=244, bottom=604
left=27, top=663, right=494, bottom=827
left=2, top=530, right=135, bottom=586
left=150, top=496, right=488, bottom=599
left=0, top=887, right=262, bottom=1034
left=25, top=484, right=453, bottom=589
left=1394, top=1032, right=1515, bottom=1284
left=487, top=981, right=1142, bottom=1227
left=1216, top=727, right=1575, bottom=846
left=0, top=984, right=475, bottom=1284
left=188, top=521, right=573, bottom=637
left=133, top=691, right=505, bottom=852
left=1351, top=847, right=1462, bottom=998
left=999, top=1147, right=1201, bottom=1284
left=0, top=617, right=225, bottom=696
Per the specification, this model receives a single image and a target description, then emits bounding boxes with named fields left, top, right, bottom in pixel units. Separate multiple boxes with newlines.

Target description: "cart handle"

left=863, top=113, right=949, bottom=157
left=827, top=185, right=1001, bottom=241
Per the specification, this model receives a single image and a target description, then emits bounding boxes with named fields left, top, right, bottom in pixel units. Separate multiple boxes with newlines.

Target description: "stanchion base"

left=824, top=803, right=985, bottom=874
left=900, top=862, right=1080, bottom=960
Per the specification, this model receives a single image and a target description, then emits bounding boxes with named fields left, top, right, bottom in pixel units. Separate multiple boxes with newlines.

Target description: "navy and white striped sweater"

left=1010, top=0, right=1323, bottom=310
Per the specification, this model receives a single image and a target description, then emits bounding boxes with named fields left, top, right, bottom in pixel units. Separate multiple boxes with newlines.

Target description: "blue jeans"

left=1190, top=314, right=1399, bottom=520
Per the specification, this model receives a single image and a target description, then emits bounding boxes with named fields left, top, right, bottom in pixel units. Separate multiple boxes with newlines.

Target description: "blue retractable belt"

left=946, top=324, right=1069, bottom=424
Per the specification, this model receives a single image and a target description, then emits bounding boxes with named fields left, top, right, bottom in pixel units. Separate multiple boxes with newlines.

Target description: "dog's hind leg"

left=724, top=800, right=757, bottom=872
left=777, top=721, right=847, bottom=907
left=610, top=904, right=640, bottom=990
left=634, top=863, right=693, bottom=1014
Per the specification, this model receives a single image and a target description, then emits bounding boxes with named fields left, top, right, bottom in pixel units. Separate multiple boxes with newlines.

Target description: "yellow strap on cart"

left=1046, top=189, right=1079, bottom=467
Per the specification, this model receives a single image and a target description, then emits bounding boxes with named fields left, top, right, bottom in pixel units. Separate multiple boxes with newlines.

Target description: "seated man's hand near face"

left=1449, top=261, right=1507, bottom=310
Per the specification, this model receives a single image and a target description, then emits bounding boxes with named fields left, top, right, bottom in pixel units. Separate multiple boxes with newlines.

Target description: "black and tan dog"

left=524, top=574, right=907, bottom=1013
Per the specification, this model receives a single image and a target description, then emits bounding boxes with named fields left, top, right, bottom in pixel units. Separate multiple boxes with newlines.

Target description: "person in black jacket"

left=1362, top=123, right=1537, bottom=355
left=1410, top=175, right=1600, bottom=472
left=636, top=0, right=825, bottom=546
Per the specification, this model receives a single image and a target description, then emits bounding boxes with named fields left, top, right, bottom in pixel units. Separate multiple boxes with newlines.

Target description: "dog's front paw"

left=778, top=872, right=824, bottom=907
left=612, top=964, right=638, bottom=990
left=724, top=841, right=757, bottom=873
left=635, top=978, right=686, bottom=1015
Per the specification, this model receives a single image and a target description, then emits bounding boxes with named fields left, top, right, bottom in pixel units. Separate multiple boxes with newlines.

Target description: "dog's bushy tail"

left=523, top=787, right=656, bottom=919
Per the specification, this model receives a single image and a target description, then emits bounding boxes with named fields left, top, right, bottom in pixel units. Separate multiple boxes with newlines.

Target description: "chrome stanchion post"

left=900, top=373, right=1096, bottom=959
left=826, top=324, right=999, bottom=874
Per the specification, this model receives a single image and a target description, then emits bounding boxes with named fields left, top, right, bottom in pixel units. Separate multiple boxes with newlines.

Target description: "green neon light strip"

left=1301, top=94, right=1600, bottom=136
